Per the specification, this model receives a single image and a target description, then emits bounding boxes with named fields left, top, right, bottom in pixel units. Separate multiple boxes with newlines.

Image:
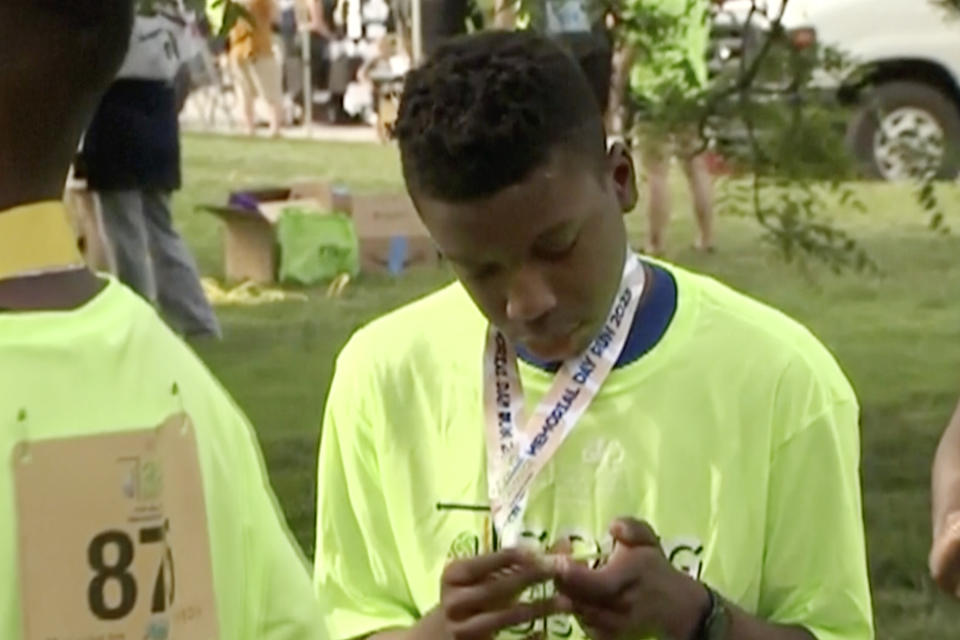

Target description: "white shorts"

left=232, top=54, right=283, bottom=106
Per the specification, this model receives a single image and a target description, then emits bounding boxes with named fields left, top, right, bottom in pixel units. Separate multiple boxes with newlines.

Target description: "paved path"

left=180, top=88, right=381, bottom=144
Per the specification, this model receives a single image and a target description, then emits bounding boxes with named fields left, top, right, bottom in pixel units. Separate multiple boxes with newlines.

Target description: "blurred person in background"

left=280, top=0, right=335, bottom=121
left=279, top=0, right=306, bottom=100
left=628, top=0, right=717, bottom=255
left=230, top=0, right=285, bottom=135
left=279, top=0, right=305, bottom=50
left=325, top=0, right=392, bottom=123
left=81, top=3, right=221, bottom=339
left=343, top=33, right=408, bottom=126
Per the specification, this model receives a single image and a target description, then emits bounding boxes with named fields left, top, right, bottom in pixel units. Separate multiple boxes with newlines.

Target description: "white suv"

left=713, top=0, right=960, bottom=180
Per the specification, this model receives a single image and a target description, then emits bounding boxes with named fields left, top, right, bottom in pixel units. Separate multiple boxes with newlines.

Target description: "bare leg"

left=642, top=148, right=672, bottom=256
left=259, top=55, right=285, bottom=137
left=242, top=95, right=257, bottom=135
left=268, top=100, right=284, bottom=137
left=680, top=153, right=715, bottom=251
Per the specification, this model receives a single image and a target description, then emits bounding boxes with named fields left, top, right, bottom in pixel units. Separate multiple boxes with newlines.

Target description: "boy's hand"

left=553, top=518, right=708, bottom=640
left=436, top=548, right=568, bottom=640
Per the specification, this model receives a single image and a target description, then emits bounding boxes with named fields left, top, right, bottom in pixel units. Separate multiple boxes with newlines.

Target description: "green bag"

left=276, top=208, right=360, bottom=286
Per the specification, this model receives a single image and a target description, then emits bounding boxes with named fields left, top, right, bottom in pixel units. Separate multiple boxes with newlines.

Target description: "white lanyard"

left=483, top=252, right=646, bottom=546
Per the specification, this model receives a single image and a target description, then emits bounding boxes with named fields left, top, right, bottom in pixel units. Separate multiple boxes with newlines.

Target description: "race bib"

left=14, top=414, right=219, bottom=640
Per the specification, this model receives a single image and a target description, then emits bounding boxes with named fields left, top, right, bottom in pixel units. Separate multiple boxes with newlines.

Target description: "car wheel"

left=847, top=80, right=960, bottom=181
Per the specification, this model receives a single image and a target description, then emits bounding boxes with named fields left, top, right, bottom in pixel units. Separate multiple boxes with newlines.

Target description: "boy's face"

left=415, top=145, right=639, bottom=362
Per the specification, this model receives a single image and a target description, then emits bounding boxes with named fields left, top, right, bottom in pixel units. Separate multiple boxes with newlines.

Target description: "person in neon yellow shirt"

left=0, top=3, right=327, bottom=639
left=627, top=0, right=716, bottom=255
left=314, top=31, right=872, bottom=640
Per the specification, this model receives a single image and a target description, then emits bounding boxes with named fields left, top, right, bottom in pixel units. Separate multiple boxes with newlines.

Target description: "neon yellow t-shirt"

left=1, top=278, right=327, bottom=640
left=314, top=261, right=873, bottom=640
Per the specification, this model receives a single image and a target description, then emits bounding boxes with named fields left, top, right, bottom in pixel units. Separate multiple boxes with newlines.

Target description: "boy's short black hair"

left=395, top=30, right=607, bottom=203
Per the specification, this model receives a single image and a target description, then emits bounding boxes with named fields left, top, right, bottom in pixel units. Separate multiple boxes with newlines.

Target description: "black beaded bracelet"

left=689, top=584, right=716, bottom=640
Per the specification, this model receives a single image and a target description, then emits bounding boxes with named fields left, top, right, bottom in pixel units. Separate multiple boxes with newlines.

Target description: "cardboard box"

left=198, top=181, right=352, bottom=283
left=350, top=193, right=441, bottom=274
left=200, top=181, right=440, bottom=283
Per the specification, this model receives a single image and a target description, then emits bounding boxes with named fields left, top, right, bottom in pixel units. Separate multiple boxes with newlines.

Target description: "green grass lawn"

left=179, top=133, right=960, bottom=638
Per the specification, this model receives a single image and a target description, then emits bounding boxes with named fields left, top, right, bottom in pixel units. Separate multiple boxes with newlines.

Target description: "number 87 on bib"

left=14, top=415, right=220, bottom=640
